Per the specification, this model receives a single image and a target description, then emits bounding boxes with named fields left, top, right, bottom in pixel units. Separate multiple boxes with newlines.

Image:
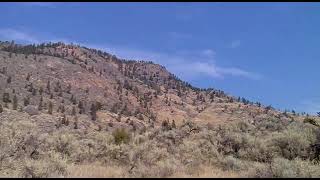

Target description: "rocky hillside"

left=0, top=40, right=312, bottom=133
left=1, top=40, right=320, bottom=178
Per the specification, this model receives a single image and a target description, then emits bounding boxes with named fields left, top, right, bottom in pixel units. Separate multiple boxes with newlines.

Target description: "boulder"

left=23, top=105, right=39, bottom=116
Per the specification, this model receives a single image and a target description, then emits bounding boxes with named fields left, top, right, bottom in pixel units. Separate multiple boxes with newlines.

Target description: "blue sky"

left=0, top=2, right=319, bottom=114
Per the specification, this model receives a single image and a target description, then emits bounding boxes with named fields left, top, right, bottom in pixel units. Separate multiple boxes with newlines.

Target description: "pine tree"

left=70, top=94, right=77, bottom=105
left=74, top=116, right=78, bottom=129
left=62, top=114, right=69, bottom=126
left=32, top=88, right=37, bottom=96
left=7, top=76, right=11, bottom=84
left=137, top=113, right=144, bottom=120
left=161, top=119, right=170, bottom=130
left=38, top=96, right=43, bottom=111
left=66, top=84, right=71, bottom=94
left=46, top=80, right=51, bottom=92
left=3, top=93, right=10, bottom=103
left=23, top=97, right=30, bottom=106
left=90, top=103, right=97, bottom=121
left=12, top=94, right=18, bottom=110
left=26, top=73, right=31, bottom=81
left=72, top=106, right=76, bottom=116
left=48, top=101, right=53, bottom=114
left=172, top=120, right=176, bottom=129
left=78, top=101, right=84, bottom=114
left=116, top=113, right=121, bottom=122
left=59, top=89, right=64, bottom=96
left=60, top=105, right=65, bottom=113
left=39, top=86, right=43, bottom=95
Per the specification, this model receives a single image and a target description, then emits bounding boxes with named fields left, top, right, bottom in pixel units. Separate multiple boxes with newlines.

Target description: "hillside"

left=0, top=41, right=302, bottom=130
left=0, top=40, right=319, bottom=178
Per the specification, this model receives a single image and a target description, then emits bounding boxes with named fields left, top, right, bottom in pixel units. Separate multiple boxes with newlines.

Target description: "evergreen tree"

left=38, top=96, right=43, bottom=111
left=90, top=103, right=97, bottom=121
left=172, top=120, right=176, bottom=129
left=48, top=101, right=53, bottom=114
left=66, top=83, right=71, bottom=94
left=3, top=93, right=10, bottom=103
left=26, top=73, right=31, bottom=81
left=72, top=106, right=76, bottom=116
left=12, top=94, right=18, bottom=110
left=60, top=105, right=65, bottom=113
left=74, top=116, right=78, bottom=129
left=78, top=101, right=84, bottom=114
left=39, top=86, right=43, bottom=95
left=32, top=88, right=37, bottom=96
left=46, top=80, right=51, bottom=92
left=6, top=76, right=11, bottom=84
left=23, top=97, right=30, bottom=106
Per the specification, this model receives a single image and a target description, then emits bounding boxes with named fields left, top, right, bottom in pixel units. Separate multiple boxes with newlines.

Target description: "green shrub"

left=304, top=118, right=320, bottom=127
left=269, top=123, right=316, bottom=160
left=238, top=135, right=274, bottom=163
left=113, top=128, right=130, bottom=145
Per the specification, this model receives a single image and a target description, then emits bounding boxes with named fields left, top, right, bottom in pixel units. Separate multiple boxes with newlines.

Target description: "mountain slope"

left=0, top=41, right=304, bottom=132
left=1, top=41, right=320, bottom=178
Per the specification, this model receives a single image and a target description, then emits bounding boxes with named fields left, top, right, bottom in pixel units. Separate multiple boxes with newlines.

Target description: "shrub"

left=20, top=152, right=67, bottom=178
left=246, top=162, right=273, bottom=178
left=304, top=118, right=319, bottom=127
left=215, top=129, right=243, bottom=156
left=220, top=156, right=244, bottom=171
left=113, top=128, right=130, bottom=145
left=132, top=158, right=180, bottom=178
left=45, top=133, right=76, bottom=159
left=270, top=123, right=316, bottom=160
left=238, top=135, right=274, bottom=163
left=271, top=157, right=320, bottom=178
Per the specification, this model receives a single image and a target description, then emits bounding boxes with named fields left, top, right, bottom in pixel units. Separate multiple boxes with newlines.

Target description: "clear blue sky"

left=0, top=2, right=319, bottom=114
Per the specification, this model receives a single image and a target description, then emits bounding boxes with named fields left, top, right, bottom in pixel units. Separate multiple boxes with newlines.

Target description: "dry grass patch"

left=171, top=165, right=240, bottom=178
left=67, top=163, right=127, bottom=178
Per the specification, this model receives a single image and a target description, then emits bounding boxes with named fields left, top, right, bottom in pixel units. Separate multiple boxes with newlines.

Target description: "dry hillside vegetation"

left=0, top=41, right=320, bottom=177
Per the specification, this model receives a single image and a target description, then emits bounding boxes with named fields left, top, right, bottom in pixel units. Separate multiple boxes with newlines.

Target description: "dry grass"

left=0, top=105, right=320, bottom=178
left=170, top=165, right=240, bottom=178
left=67, top=163, right=127, bottom=178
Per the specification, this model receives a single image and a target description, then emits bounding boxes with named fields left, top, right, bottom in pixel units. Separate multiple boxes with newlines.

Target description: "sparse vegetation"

left=0, top=41, right=319, bottom=177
